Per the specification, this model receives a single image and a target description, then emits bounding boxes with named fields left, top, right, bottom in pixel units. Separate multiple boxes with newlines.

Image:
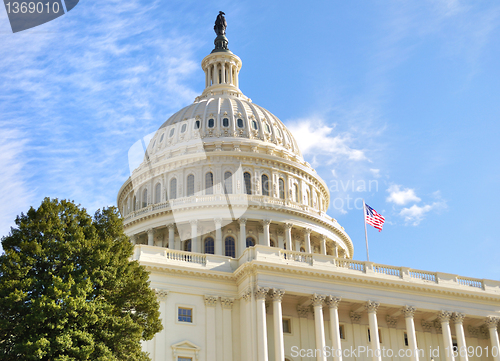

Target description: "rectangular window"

left=178, top=358, right=192, bottom=361
left=368, top=328, right=382, bottom=343
left=404, top=332, right=408, bottom=346
left=339, top=324, right=345, bottom=340
left=283, top=318, right=291, bottom=334
left=178, top=307, right=193, bottom=323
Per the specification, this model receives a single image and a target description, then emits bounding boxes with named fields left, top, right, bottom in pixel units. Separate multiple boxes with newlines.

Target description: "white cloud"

left=399, top=201, right=446, bottom=226
left=287, top=118, right=367, bottom=163
left=386, top=184, right=421, bottom=205
left=370, top=169, right=381, bottom=178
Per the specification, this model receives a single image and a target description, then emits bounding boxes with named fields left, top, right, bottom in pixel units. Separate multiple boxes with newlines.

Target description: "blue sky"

left=1, top=0, right=499, bottom=280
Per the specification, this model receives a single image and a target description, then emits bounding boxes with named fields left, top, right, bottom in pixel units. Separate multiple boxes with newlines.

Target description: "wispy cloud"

left=386, top=184, right=421, bottom=205
left=399, top=200, right=447, bottom=226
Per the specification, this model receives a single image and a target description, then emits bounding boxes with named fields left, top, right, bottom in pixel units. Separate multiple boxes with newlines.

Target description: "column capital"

left=204, top=295, right=218, bottom=307
left=350, top=311, right=361, bottom=324
left=242, top=288, right=252, bottom=302
left=304, top=227, right=312, bottom=235
left=147, top=228, right=154, bottom=235
left=189, top=219, right=198, bottom=226
left=402, top=305, right=417, bottom=318
left=254, top=286, right=269, bottom=300
left=421, top=320, right=433, bottom=332
left=167, top=223, right=175, bottom=230
left=311, top=294, right=325, bottom=307
left=320, top=234, right=327, bottom=241
left=437, top=310, right=452, bottom=323
left=261, top=219, right=272, bottom=226
left=214, top=217, right=223, bottom=225
left=325, top=296, right=341, bottom=309
left=365, top=300, right=380, bottom=314
left=386, top=315, right=398, bottom=328
left=221, top=297, right=234, bottom=309
left=269, top=288, right=285, bottom=302
left=284, top=222, right=293, bottom=230
left=154, top=288, right=169, bottom=300
left=485, top=316, right=500, bottom=329
left=238, top=217, right=247, bottom=225
left=451, top=312, right=466, bottom=324
left=297, top=305, right=310, bottom=318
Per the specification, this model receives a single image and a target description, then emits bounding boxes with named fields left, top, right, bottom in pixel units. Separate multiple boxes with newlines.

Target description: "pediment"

left=171, top=340, right=201, bottom=351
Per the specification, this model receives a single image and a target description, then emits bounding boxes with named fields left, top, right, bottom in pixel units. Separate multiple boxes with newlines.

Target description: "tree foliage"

left=0, top=198, right=162, bottom=360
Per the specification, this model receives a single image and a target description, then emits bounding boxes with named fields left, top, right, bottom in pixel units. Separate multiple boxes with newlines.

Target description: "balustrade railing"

left=409, top=270, right=437, bottom=282
left=335, top=259, right=366, bottom=272
left=457, top=277, right=483, bottom=289
left=280, top=250, right=313, bottom=265
left=165, top=249, right=206, bottom=265
left=373, top=265, right=401, bottom=277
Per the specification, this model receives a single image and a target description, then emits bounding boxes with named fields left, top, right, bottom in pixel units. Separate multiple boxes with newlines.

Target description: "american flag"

left=365, top=203, right=385, bottom=232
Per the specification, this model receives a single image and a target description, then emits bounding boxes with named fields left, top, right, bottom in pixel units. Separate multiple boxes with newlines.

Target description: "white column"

left=241, top=289, right=253, bottom=361
left=262, top=219, right=271, bottom=246
left=284, top=223, right=293, bottom=251
left=452, top=313, right=468, bottom=361
left=311, top=294, right=327, bottom=361
left=208, top=64, right=212, bottom=86
left=486, top=317, right=500, bottom=361
left=320, top=235, right=327, bottom=255
left=205, top=296, right=217, bottom=361
left=229, top=64, right=233, bottom=85
left=167, top=224, right=174, bottom=249
left=403, top=306, right=419, bottom=361
left=239, top=218, right=247, bottom=257
left=270, top=289, right=285, bottom=361
left=366, top=301, right=382, bottom=361
left=221, top=298, right=234, bottom=361
left=215, top=218, right=223, bottom=255
left=295, top=240, right=301, bottom=252
left=221, top=62, right=226, bottom=84
left=205, top=68, right=208, bottom=87
left=190, top=220, right=198, bottom=253
left=332, top=243, right=339, bottom=257
left=154, top=290, right=168, bottom=360
left=255, top=287, right=269, bottom=361
left=130, top=235, right=137, bottom=246
left=438, top=311, right=455, bottom=361
left=304, top=228, right=312, bottom=253
left=147, top=228, right=154, bottom=246
left=326, top=296, right=343, bottom=361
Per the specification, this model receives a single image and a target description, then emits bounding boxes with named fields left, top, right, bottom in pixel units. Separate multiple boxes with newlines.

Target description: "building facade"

left=116, top=15, right=500, bottom=361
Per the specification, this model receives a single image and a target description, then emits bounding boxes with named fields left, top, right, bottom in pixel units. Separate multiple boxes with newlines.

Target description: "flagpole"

left=363, top=199, right=370, bottom=262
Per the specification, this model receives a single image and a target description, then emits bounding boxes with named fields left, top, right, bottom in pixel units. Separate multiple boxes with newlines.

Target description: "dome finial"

left=212, top=11, right=230, bottom=53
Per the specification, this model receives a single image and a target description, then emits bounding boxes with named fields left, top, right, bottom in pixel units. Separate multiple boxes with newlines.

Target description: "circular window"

left=181, top=124, right=187, bottom=133
left=169, top=128, right=175, bottom=137
left=208, top=118, right=215, bottom=128
left=152, top=140, right=156, bottom=148
left=160, top=133, right=164, bottom=142
left=222, top=118, right=229, bottom=127
left=237, top=118, right=244, bottom=128
left=252, top=120, right=258, bottom=130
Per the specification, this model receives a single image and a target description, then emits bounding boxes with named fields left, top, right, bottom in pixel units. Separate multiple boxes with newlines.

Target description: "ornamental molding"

left=350, top=311, right=361, bottom=324
left=468, top=325, right=479, bottom=338
left=421, top=320, right=433, bottom=332
left=311, top=294, right=325, bottom=307
left=365, top=300, right=380, bottom=313
left=204, top=295, right=218, bottom=307
left=485, top=316, right=500, bottom=329
left=386, top=316, right=398, bottom=328
left=242, top=288, right=252, bottom=301
left=269, top=288, right=285, bottom=302
left=255, top=286, right=269, bottom=300
left=451, top=312, right=466, bottom=324
left=297, top=305, right=310, bottom=318
left=434, top=320, right=443, bottom=334
left=402, top=305, right=416, bottom=318
left=220, top=297, right=234, bottom=309
left=325, top=296, right=341, bottom=309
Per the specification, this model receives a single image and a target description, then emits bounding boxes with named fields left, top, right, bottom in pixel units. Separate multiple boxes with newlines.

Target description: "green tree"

left=0, top=198, right=162, bottom=360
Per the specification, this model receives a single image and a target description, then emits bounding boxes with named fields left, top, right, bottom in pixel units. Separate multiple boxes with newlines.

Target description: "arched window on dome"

left=224, top=171, right=233, bottom=194
left=155, top=183, right=161, bottom=204
left=170, top=178, right=177, bottom=200
left=208, top=118, right=215, bottom=128
left=205, top=172, right=213, bottom=195
left=294, top=183, right=299, bottom=203
left=169, top=128, right=175, bottom=137
left=184, top=239, right=191, bottom=252
left=261, top=174, right=269, bottom=196
left=252, top=120, right=258, bottom=130
left=194, top=120, right=200, bottom=129
left=279, top=178, right=285, bottom=199
left=244, top=172, right=252, bottom=195
left=142, top=188, right=148, bottom=208
left=187, top=174, right=195, bottom=197
left=225, top=236, right=235, bottom=258
left=246, top=237, right=255, bottom=248
left=237, top=118, right=244, bottom=128
left=204, top=237, right=214, bottom=254
left=222, top=118, right=229, bottom=127
left=181, top=124, right=187, bottom=133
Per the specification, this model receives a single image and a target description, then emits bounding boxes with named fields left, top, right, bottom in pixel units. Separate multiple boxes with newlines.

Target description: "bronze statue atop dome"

left=214, top=11, right=227, bottom=36
left=212, top=11, right=230, bottom=53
